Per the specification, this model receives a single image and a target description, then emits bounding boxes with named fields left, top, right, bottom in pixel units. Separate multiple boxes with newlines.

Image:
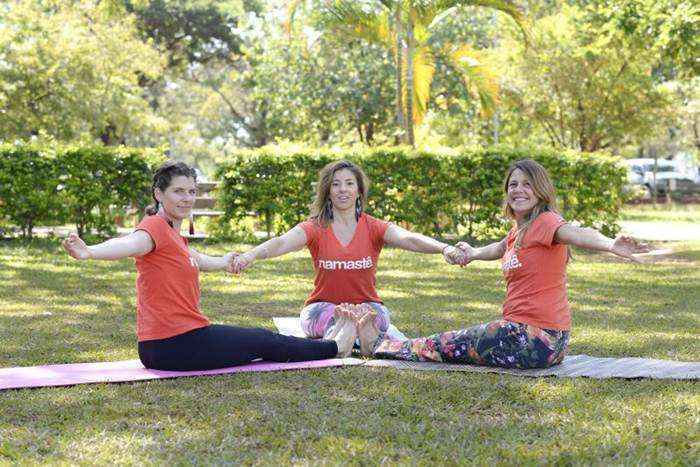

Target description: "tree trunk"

left=264, top=209, right=273, bottom=238
left=692, top=113, right=700, bottom=150
left=394, top=5, right=405, bottom=145
left=365, top=121, right=375, bottom=145
left=405, top=16, right=415, bottom=147
left=492, top=111, right=500, bottom=145
left=22, top=219, right=34, bottom=239
left=357, top=124, right=365, bottom=144
left=99, top=122, right=125, bottom=146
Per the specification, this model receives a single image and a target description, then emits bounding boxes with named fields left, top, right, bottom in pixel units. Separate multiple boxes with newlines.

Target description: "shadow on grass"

left=0, top=239, right=697, bottom=464
left=0, top=367, right=695, bottom=463
left=1, top=240, right=698, bottom=366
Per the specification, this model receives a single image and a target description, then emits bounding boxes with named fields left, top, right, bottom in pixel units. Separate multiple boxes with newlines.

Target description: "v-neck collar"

left=155, top=215, right=189, bottom=253
left=330, top=214, right=364, bottom=249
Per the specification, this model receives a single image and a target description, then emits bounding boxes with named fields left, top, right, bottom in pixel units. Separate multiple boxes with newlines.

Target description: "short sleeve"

left=527, top=212, right=567, bottom=247
left=365, top=214, right=390, bottom=250
left=298, top=220, right=320, bottom=250
left=136, top=216, right=169, bottom=252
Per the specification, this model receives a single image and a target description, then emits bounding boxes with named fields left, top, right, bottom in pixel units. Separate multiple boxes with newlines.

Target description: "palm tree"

left=319, top=0, right=528, bottom=146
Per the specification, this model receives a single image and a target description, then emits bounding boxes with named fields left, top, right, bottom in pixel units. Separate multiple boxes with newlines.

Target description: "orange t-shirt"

left=501, top=211, right=570, bottom=331
left=299, top=213, right=390, bottom=305
left=134, top=215, right=210, bottom=341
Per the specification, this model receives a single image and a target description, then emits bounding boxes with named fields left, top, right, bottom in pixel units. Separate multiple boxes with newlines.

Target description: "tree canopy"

left=0, top=0, right=696, bottom=166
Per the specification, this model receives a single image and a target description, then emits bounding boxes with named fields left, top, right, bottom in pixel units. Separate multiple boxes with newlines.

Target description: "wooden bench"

left=185, top=181, right=223, bottom=239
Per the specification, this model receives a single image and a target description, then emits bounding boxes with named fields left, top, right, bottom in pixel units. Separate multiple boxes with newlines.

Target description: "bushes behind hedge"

left=216, top=147, right=627, bottom=239
left=0, top=144, right=165, bottom=237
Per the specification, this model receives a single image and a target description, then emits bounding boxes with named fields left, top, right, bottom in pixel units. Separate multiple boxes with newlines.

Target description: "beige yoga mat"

left=273, top=317, right=700, bottom=380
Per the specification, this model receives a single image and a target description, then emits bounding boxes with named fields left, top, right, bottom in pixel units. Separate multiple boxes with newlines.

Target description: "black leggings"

left=138, top=324, right=338, bottom=371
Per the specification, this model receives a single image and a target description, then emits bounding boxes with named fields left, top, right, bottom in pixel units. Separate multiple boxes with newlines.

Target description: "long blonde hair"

left=309, top=160, right=369, bottom=227
left=503, top=159, right=562, bottom=250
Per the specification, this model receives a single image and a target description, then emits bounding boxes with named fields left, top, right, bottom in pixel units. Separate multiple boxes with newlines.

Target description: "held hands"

left=62, top=233, right=92, bottom=260
left=223, top=252, right=240, bottom=271
left=442, top=245, right=466, bottom=265
left=228, top=251, right=255, bottom=274
left=610, top=235, right=651, bottom=262
left=455, top=241, right=476, bottom=266
left=442, top=241, right=476, bottom=267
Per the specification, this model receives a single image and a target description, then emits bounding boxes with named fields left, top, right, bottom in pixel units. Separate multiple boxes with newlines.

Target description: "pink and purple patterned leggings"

left=373, top=320, right=569, bottom=369
left=300, top=301, right=391, bottom=339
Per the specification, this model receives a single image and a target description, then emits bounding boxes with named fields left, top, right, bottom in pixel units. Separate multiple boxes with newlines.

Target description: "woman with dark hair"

left=353, top=159, right=648, bottom=369
left=230, top=160, right=465, bottom=350
left=62, top=161, right=357, bottom=371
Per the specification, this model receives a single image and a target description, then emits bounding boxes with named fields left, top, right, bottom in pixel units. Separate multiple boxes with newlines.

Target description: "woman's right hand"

left=455, top=241, right=476, bottom=266
left=229, top=251, right=256, bottom=274
left=62, top=233, right=92, bottom=260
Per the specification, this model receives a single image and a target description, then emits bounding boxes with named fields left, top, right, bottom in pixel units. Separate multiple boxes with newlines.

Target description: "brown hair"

left=145, top=161, right=197, bottom=234
left=309, top=160, right=369, bottom=227
left=503, top=159, right=562, bottom=250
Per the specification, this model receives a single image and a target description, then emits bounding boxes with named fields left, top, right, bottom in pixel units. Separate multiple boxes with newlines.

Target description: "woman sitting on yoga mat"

left=62, top=161, right=357, bottom=371
left=351, top=158, right=649, bottom=369
left=229, top=160, right=465, bottom=341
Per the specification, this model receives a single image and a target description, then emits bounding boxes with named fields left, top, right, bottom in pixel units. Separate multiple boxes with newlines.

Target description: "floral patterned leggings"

left=373, top=320, right=570, bottom=369
left=300, top=301, right=390, bottom=338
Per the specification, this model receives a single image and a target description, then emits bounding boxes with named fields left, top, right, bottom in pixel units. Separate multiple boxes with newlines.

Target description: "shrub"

left=57, top=146, right=164, bottom=237
left=0, top=144, right=165, bottom=238
left=216, top=146, right=626, bottom=240
left=0, top=145, right=64, bottom=238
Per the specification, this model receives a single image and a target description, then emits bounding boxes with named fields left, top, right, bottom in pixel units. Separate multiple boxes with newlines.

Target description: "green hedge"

left=216, top=147, right=627, bottom=239
left=0, top=145, right=626, bottom=240
left=0, top=144, right=165, bottom=237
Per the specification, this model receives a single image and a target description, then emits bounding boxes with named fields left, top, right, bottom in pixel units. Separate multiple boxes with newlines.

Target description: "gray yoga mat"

left=273, top=317, right=700, bottom=380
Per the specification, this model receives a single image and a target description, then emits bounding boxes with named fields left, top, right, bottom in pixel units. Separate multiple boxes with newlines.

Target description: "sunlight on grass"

left=621, top=203, right=700, bottom=222
left=0, top=239, right=698, bottom=463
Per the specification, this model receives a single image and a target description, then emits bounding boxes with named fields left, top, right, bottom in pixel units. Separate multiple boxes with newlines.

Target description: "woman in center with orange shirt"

left=230, top=160, right=465, bottom=341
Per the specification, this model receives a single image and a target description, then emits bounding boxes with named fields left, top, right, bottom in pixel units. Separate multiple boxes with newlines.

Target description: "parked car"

left=625, top=158, right=700, bottom=198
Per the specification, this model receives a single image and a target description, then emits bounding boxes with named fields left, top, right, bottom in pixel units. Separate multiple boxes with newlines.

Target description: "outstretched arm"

left=190, top=248, right=237, bottom=272
left=383, top=224, right=464, bottom=264
left=62, top=231, right=154, bottom=261
left=229, top=225, right=307, bottom=274
left=456, top=238, right=507, bottom=265
left=554, top=224, right=648, bottom=261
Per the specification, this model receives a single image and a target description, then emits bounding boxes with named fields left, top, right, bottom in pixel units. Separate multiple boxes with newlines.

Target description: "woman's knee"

left=367, top=302, right=390, bottom=331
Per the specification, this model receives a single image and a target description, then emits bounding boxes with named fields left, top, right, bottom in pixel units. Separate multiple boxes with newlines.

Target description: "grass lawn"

left=620, top=202, right=700, bottom=222
left=0, top=236, right=698, bottom=464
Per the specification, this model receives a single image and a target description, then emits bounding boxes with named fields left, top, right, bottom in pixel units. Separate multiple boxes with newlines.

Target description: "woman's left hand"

left=610, top=235, right=650, bottom=262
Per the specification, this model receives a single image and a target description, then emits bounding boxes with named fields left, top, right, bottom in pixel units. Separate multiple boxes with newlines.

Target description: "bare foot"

left=357, top=311, right=381, bottom=357
left=331, top=306, right=357, bottom=358
left=325, top=303, right=353, bottom=340
left=325, top=304, right=344, bottom=340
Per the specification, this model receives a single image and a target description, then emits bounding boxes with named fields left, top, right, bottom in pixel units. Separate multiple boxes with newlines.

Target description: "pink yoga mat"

left=0, top=358, right=362, bottom=391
